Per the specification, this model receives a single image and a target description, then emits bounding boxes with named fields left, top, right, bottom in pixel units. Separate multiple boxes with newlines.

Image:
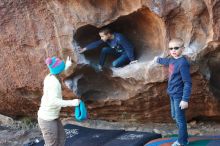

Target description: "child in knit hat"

left=38, top=56, right=81, bottom=146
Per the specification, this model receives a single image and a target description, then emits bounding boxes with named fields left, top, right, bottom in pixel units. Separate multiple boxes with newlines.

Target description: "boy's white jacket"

left=38, top=74, right=78, bottom=121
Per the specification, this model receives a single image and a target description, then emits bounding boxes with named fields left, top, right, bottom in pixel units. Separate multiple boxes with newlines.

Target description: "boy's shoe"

left=171, top=141, right=189, bottom=146
left=171, top=141, right=181, bottom=146
left=90, top=63, right=103, bottom=72
left=97, top=64, right=103, bottom=71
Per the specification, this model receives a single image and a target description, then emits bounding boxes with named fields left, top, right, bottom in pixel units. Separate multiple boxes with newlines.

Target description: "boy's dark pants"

left=99, top=47, right=130, bottom=67
left=170, top=95, right=188, bottom=145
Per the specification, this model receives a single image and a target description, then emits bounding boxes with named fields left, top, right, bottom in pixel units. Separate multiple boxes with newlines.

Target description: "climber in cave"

left=79, top=27, right=137, bottom=71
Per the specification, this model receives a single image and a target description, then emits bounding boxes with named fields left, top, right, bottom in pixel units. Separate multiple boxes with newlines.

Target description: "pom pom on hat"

left=45, top=58, right=53, bottom=65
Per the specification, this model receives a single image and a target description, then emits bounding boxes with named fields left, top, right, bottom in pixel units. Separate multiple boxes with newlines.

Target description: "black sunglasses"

left=169, top=46, right=182, bottom=50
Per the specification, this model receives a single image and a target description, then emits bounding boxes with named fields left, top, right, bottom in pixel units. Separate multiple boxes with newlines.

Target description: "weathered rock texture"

left=0, top=0, right=219, bottom=122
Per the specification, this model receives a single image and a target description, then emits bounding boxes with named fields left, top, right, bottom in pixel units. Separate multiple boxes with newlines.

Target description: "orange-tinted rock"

left=0, top=0, right=219, bottom=122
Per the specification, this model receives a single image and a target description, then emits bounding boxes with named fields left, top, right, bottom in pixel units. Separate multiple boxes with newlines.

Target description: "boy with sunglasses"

left=155, top=38, right=192, bottom=146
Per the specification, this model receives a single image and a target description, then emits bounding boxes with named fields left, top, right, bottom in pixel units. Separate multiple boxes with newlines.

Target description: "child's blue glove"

left=75, top=100, right=88, bottom=121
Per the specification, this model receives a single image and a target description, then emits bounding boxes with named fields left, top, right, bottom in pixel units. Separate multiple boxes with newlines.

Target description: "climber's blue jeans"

left=99, top=47, right=130, bottom=67
left=170, top=95, right=188, bottom=145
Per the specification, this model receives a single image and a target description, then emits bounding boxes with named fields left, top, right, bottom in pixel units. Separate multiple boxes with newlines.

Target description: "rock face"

left=0, top=0, right=219, bottom=122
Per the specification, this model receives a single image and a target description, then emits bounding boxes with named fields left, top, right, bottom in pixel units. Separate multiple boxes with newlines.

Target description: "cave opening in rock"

left=200, top=46, right=220, bottom=100
left=65, top=67, right=129, bottom=100
left=73, top=7, right=166, bottom=67
left=69, top=7, right=167, bottom=101
left=208, top=52, right=220, bottom=99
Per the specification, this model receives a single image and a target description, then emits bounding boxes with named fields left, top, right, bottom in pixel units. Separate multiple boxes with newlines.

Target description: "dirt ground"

left=0, top=115, right=220, bottom=146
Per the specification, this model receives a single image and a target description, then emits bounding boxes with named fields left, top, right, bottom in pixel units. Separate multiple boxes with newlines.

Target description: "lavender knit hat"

left=45, top=56, right=65, bottom=75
